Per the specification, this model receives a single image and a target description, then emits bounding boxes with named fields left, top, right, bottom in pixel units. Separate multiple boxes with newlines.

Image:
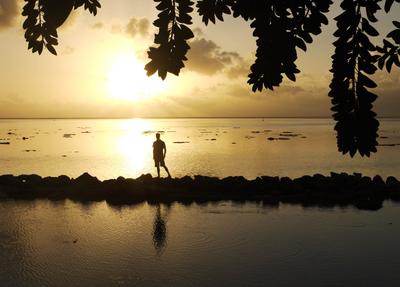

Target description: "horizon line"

left=1, top=116, right=400, bottom=120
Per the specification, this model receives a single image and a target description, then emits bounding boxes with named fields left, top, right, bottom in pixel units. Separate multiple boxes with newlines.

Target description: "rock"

left=373, top=175, right=385, bottom=187
left=267, top=137, right=275, bottom=141
left=177, top=176, right=193, bottom=185
left=280, top=177, right=292, bottom=185
left=0, top=142, right=10, bottom=145
left=386, top=176, right=399, bottom=185
left=63, top=134, right=76, bottom=138
left=312, top=174, right=332, bottom=191
left=386, top=176, right=400, bottom=191
left=57, top=175, right=71, bottom=185
left=136, top=173, right=152, bottom=183
left=75, top=172, right=99, bottom=185
left=295, top=175, right=314, bottom=189
left=194, top=175, right=219, bottom=186
left=17, top=174, right=42, bottom=185
left=261, top=176, right=279, bottom=183
left=0, top=173, right=397, bottom=210
left=0, top=174, right=14, bottom=185
left=222, top=176, right=248, bottom=187
left=360, top=176, right=372, bottom=186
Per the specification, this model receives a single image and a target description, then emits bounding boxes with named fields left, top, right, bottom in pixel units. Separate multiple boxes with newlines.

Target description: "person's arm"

left=163, top=142, right=167, bottom=158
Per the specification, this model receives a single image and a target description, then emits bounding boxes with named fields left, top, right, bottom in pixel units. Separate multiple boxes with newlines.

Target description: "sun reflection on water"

left=116, top=119, right=154, bottom=175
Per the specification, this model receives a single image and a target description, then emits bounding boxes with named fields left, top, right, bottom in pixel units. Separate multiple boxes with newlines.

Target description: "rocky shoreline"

left=0, top=172, right=400, bottom=210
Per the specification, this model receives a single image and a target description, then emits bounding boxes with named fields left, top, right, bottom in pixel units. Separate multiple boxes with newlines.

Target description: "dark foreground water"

left=1, top=200, right=400, bottom=287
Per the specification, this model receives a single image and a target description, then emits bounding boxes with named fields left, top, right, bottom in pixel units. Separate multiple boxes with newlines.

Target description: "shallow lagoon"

left=2, top=118, right=400, bottom=286
left=1, top=200, right=400, bottom=287
left=1, top=118, right=400, bottom=179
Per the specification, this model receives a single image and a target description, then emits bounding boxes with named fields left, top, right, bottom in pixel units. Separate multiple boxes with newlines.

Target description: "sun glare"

left=117, top=119, right=153, bottom=174
left=107, top=54, right=167, bottom=101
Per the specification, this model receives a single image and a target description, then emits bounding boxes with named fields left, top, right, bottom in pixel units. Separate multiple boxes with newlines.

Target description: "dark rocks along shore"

left=0, top=172, right=399, bottom=210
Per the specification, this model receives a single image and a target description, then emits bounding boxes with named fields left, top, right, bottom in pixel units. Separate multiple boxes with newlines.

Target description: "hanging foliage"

left=20, top=0, right=400, bottom=157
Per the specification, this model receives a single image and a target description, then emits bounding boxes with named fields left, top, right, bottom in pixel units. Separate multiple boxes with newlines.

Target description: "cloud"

left=125, top=17, right=150, bottom=38
left=0, top=0, right=19, bottom=30
left=91, top=22, right=104, bottom=29
left=95, top=17, right=151, bottom=38
left=220, top=82, right=331, bottom=117
left=192, top=27, right=204, bottom=37
left=60, top=46, right=75, bottom=55
left=186, top=38, right=243, bottom=75
left=225, top=60, right=251, bottom=79
left=374, top=70, right=400, bottom=117
left=111, top=23, right=122, bottom=34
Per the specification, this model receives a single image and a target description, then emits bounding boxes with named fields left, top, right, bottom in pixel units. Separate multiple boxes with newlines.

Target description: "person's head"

left=156, top=132, right=160, bottom=140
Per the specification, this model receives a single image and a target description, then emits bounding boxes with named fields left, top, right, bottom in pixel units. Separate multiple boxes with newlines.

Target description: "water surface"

left=1, top=200, right=400, bottom=286
left=1, top=118, right=400, bottom=179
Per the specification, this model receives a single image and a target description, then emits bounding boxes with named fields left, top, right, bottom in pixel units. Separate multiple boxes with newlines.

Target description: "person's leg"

left=155, top=160, right=160, bottom=178
left=156, top=166, right=160, bottom=178
left=163, top=165, right=171, bottom=178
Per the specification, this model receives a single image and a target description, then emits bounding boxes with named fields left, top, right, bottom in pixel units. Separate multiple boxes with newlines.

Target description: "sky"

left=0, top=0, right=399, bottom=118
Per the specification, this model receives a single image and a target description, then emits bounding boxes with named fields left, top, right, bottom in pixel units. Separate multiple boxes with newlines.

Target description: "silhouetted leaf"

left=46, top=43, right=57, bottom=55
left=362, top=18, right=379, bottom=36
left=385, top=0, right=395, bottom=12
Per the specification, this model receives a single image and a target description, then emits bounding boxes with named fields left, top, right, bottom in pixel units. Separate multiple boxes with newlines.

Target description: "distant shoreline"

left=1, top=173, right=399, bottom=211
left=1, top=117, right=400, bottom=120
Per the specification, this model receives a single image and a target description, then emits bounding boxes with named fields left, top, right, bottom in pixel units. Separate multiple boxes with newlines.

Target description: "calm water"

left=1, top=118, right=400, bottom=286
left=1, top=200, right=400, bottom=287
left=1, top=118, right=400, bottom=179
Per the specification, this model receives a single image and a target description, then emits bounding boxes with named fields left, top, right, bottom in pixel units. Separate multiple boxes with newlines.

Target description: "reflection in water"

left=152, top=204, right=168, bottom=254
left=2, top=200, right=400, bottom=286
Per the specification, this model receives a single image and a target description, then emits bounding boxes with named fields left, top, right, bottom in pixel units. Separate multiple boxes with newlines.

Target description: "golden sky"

left=0, top=0, right=399, bottom=118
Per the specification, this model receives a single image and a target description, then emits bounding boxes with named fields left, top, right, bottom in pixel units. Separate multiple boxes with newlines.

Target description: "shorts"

left=154, top=158, right=165, bottom=167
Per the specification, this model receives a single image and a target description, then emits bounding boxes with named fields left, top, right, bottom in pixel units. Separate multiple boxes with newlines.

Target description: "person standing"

left=153, top=133, right=171, bottom=178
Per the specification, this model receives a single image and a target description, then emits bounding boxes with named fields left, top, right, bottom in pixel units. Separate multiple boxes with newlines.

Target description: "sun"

left=107, top=53, right=167, bottom=101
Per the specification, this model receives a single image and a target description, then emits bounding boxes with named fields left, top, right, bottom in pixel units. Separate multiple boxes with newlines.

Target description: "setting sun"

left=107, top=53, right=167, bottom=101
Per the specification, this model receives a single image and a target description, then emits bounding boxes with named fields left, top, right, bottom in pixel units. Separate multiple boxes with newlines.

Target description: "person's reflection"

left=152, top=204, right=168, bottom=254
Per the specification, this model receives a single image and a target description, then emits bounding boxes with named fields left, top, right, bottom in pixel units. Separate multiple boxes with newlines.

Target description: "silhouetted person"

left=153, top=132, right=171, bottom=178
left=152, top=204, right=167, bottom=254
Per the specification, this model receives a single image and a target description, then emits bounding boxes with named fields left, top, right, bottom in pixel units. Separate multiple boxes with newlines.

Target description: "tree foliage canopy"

left=21, top=0, right=400, bottom=157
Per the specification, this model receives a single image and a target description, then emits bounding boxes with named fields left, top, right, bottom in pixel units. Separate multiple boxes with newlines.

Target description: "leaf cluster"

left=145, top=0, right=195, bottom=80
left=23, top=0, right=100, bottom=55
left=376, top=20, right=400, bottom=72
left=329, top=0, right=381, bottom=157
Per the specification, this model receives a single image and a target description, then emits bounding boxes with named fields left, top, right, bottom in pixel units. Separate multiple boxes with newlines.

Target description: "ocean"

left=1, top=118, right=400, bottom=287
left=1, top=118, right=400, bottom=179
